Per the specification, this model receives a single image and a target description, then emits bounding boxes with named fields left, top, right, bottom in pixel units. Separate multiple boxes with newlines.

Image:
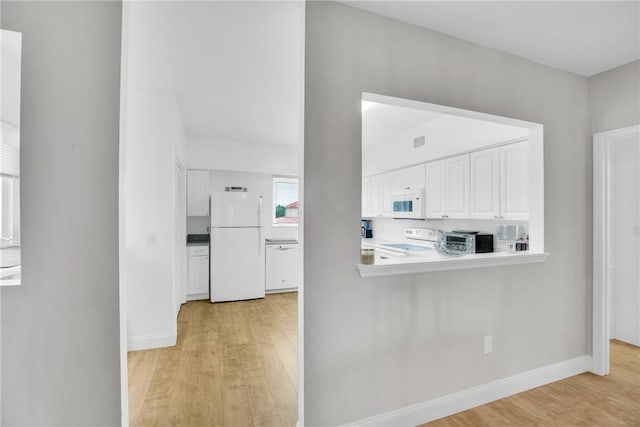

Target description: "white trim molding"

left=592, top=124, right=640, bottom=376
left=127, top=333, right=177, bottom=352
left=358, top=252, right=549, bottom=277
left=343, top=355, right=592, bottom=427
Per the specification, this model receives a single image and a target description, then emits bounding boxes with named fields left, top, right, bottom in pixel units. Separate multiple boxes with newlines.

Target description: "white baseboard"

left=344, top=355, right=593, bottom=427
left=187, top=293, right=209, bottom=301
left=128, top=333, right=177, bottom=352
left=266, top=287, right=298, bottom=295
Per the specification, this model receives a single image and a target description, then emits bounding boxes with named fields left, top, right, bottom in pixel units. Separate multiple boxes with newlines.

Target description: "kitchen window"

left=273, top=177, right=299, bottom=226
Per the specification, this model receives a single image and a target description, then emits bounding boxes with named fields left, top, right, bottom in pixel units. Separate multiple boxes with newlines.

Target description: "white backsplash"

left=370, top=217, right=528, bottom=252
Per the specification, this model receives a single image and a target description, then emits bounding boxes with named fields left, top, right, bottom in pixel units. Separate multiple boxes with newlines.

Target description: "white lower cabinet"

left=266, top=244, right=300, bottom=292
left=188, top=245, right=209, bottom=298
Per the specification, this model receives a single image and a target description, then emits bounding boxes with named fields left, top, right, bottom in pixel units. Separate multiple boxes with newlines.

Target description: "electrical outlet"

left=483, top=336, right=493, bottom=354
left=146, top=232, right=157, bottom=246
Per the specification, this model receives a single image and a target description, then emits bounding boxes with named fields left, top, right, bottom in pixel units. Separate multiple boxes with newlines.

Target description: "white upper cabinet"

left=470, top=148, right=500, bottom=219
left=361, top=177, right=371, bottom=217
left=446, top=154, right=470, bottom=218
left=369, top=175, right=383, bottom=217
left=396, top=164, right=425, bottom=192
left=187, top=170, right=210, bottom=216
left=365, top=141, right=529, bottom=222
left=500, top=141, right=529, bottom=220
left=426, top=155, right=469, bottom=219
left=425, top=160, right=447, bottom=218
left=382, top=172, right=396, bottom=216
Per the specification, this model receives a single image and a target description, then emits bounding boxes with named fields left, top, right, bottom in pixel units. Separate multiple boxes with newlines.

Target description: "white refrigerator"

left=210, top=190, right=265, bottom=302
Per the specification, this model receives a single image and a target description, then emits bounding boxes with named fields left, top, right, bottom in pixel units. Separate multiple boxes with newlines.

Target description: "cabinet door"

left=188, top=255, right=209, bottom=295
left=425, top=160, right=446, bottom=218
left=370, top=175, right=383, bottom=217
left=470, top=148, right=500, bottom=219
left=500, top=141, right=529, bottom=220
left=187, top=170, right=210, bottom=216
left=362, top=178, right=370, bottom=217
left=396, top=164, right=426, bottom=192
left=446, top=154, right=470, bottom=219
left=382, top=172, right=396, bottom=217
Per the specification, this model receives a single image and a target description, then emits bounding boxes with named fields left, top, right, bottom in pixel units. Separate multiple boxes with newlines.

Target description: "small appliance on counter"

left=438, top=231, right=494, bottom=256
left=452, top=230, right=494, bottom=254
left=361, top=219, right=373, bottom=239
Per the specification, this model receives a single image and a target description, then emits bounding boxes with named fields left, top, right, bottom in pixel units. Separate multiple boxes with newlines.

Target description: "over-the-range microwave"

left=391, top=189, right=425, bottom=219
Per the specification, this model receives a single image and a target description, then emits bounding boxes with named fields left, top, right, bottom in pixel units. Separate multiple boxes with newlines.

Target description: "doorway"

left=592, top=124, right=640, bottom=375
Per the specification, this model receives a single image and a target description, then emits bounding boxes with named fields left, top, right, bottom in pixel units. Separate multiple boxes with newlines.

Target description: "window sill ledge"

left=357, top=251, right=549, bottom=278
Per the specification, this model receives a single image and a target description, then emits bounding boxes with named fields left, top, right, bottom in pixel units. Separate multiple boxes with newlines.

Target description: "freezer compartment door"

left=210, top=191, right=262, bottom=227
left=210, top=227, right=265, bottom=302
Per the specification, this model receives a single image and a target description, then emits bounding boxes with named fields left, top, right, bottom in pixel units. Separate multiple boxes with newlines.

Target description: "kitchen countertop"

left=360, top=238, right=549, bottom=277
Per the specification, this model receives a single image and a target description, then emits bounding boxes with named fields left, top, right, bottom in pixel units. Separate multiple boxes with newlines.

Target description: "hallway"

left=128, top=293, right=298, bottom=426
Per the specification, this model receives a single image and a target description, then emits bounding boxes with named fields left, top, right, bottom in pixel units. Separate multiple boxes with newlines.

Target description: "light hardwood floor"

left=425, top=340, right=640, bottom=426
left=128, top=292, right=298, bottom=427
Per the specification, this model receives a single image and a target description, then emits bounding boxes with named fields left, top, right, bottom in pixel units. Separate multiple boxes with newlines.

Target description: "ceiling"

left=126, top=1, right=304, bottom=145
left=342, top=1, right=640, bottom=77
left=362, top=102, right=529, bottom=152
left=363, top=103, right=442, bottom=147
left=127, top=1, right=638, bottom=147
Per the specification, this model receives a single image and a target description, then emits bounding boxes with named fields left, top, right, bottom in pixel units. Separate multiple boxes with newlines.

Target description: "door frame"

left=592, top=124, right=640, bottom=375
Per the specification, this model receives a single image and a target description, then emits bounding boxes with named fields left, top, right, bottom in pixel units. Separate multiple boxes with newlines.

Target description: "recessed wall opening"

left=359, top=92, right=546, bottom=276
left=118, top=2, right=304, bottom=425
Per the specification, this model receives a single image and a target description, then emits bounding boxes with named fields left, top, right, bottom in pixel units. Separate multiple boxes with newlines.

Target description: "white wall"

left=304, top=3, right=590, bottom=425
left=589, top=60, right=640, bottom=134
left=1, top=2, right=122, bottom=424
left=123, top=0, right=191, bottom=350
left=609, top=135, right=640, bottom=346
left=124, top=88, right=185, bottom=350
left=187, top=137, right=298, bottom=176
left=363, top=115, right=528, bottom=176
left=187, top=170, right=299, bottom=242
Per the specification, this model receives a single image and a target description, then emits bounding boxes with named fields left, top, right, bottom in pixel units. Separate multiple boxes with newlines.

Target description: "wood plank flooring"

left=425, top=340, right=640, bottom=426
left=128, top=292, right=298, bottom=427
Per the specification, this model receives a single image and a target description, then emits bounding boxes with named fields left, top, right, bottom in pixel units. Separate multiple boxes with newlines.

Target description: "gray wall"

left=1, top=2, right=122, bottom=425
left=304, top=2, right=590, bottom=425
left=588, top=60, right=640, bottom=133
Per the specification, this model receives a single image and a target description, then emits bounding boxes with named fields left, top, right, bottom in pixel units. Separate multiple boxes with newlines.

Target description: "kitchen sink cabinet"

left=187, top=170, right=210, bottom=216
